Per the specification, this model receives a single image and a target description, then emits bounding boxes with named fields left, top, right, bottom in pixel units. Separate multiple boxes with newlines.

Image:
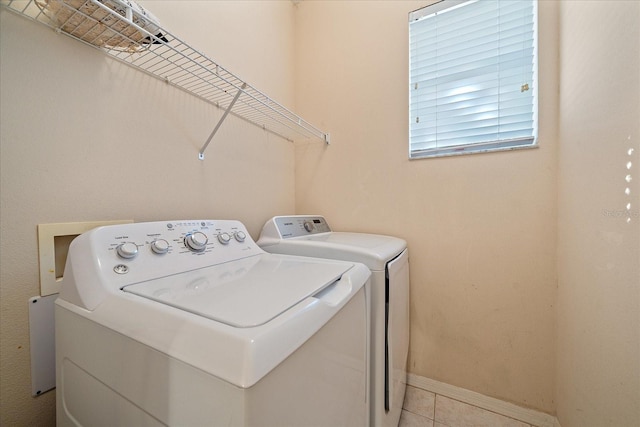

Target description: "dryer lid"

left=263, top=232, right=407, bottom=271
left=122, top=253, right=352, bottom=328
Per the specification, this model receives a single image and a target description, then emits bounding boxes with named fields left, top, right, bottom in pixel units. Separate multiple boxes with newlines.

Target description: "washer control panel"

left=66, top=220, right=263, bottom=291
left=270, top=216, right=332, bottom=239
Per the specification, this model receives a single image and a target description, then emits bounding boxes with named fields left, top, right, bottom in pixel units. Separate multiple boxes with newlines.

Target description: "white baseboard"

left=407, top=373, right=558, bottom=427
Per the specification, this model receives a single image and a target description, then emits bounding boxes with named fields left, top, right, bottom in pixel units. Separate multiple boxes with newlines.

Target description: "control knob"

left=303, top=221, right=314, bottom=232
left=234, top=231, right=246, bottom=242
left=150, top=239, right=170, bottom=254
left=116, top=242, right=139, bottom=259
left=184, top=232, right=208, bottom=252
left=217, top=232, right=231, bottom=245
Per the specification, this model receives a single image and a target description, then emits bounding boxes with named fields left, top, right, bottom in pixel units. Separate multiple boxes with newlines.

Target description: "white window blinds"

left=409, top=0, right=537, bottom=159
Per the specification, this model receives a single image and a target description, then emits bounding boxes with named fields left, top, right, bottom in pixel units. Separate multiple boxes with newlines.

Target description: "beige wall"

left=556, top=1, right=640, bottom=426
left=294, top=0, right=558, bottom=413
left=3, top=1, right=638, bottom=425
left=0, top=2, right=296, bottom=425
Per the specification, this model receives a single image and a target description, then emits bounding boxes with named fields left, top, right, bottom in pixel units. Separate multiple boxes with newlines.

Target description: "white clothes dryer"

left=56, top=219, right=371, bottom=427
left=258, top=216, right=409, bottom=427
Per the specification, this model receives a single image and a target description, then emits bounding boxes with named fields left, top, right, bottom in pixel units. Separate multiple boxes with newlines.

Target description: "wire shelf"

left=2, top=0, right=330, bottom=158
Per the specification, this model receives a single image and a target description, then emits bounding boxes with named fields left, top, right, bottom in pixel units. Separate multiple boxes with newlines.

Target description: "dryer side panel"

left=385, top=249, right=410, bottom=425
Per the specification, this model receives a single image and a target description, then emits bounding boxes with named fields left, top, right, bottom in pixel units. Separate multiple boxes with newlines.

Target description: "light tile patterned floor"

left=400, top=385, right=534, bottom=427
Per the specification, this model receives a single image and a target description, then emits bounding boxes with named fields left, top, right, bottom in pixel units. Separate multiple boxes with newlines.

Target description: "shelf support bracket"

left=199, top=83, right=247, bottom=160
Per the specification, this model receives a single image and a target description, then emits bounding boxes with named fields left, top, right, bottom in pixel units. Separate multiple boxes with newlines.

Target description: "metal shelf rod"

left=2, top=0, right=331, bottom=153
left=199, top=83, right=246, bottom=160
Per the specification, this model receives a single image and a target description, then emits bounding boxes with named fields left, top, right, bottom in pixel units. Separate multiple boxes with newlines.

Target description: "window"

left=409, top=0, right=537, bottom=159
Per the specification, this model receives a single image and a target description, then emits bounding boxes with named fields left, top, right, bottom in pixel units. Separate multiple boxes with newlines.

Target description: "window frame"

left=408, top=0, right=539, bottom=160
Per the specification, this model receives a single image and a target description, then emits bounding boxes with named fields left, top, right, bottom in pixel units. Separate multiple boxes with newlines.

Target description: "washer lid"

left=122, top=253, right=352, bottom=328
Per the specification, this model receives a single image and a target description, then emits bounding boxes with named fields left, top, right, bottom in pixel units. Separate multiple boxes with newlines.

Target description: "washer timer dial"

left=184, top=232, right=208, bottom=252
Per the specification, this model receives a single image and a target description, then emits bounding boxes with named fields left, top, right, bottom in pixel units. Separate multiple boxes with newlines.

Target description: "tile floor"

left=400, top=385, right=535, bottom=427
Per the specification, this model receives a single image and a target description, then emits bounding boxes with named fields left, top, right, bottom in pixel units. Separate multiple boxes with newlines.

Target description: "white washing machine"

left=56, top=219, right=371, bottom=427
left=258, top=216, right=410, bottom=427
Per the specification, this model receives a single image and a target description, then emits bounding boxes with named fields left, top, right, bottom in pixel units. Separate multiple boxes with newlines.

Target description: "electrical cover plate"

left=37, top=220, right=133, bottom=296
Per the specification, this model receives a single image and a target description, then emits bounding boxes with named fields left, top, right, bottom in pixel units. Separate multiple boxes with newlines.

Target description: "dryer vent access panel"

left=2, top=0, right=330, bottom=159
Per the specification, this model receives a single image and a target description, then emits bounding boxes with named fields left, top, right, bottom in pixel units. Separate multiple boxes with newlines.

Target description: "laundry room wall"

left=293, top=0, right=559, bottom=414
left=556, top=1, right=640, bottom=426
left=0, top=2, right=297, bottom=425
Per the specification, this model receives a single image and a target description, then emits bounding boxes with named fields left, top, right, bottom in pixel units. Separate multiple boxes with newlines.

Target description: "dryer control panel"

left=266, top=215, right=332, bottom=239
